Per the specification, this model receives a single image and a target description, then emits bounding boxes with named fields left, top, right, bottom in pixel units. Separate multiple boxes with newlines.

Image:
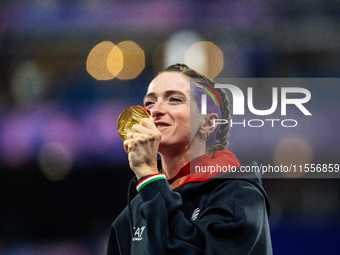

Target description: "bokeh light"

left=107, top=45, right=124, bottom=77
left=273, top=135, right=313, bottom=177
left=185, top=41, right=224, bottom=78
left=38, top=142, right=73, bottom=181
left=153, top=32, right=223, bottom=77
left=1, top=112, right=35, bottom=168
left=86, top=41, right=116, bottom=80
left=163, top=30, right=203, bottom=69
left=185, top=41, right=207, bottom=74
left=116, top=41, right=145, bottom=80
left=10, top=61, right=48, bottom=105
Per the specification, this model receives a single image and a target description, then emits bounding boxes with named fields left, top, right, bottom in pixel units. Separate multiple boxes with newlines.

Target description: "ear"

left=199, top=113, right=219, bottom=135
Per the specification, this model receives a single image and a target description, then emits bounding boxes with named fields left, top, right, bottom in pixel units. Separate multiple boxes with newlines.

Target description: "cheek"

left=189, top=109, right=203, bottom=129
left=172, top=107, right=190, bottom=124
left=172, top=111, right=190, bottom=136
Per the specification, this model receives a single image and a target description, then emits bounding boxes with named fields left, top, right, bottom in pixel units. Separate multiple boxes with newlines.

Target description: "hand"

left=124, top=118, right=162, bottom=179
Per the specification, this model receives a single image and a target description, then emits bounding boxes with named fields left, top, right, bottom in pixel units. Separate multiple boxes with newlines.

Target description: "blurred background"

left=1, top=0, right=340, bottom=254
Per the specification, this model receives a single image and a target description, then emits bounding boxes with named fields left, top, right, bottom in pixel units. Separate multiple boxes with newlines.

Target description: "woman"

left=107, top=64, right=272, bottom=255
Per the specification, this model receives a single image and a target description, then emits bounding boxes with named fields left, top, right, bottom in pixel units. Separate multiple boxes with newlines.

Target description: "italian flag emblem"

left=191, top=208, right=200, bottom=221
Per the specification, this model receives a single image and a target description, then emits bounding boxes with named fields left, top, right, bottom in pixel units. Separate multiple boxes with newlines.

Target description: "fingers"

left=132, top=118, right=158, bottom=135
left=124, top=118, right=161, bottom=154
left=122, top=118, right=161, bottom=178
left=125, top=118, right=159, bottom=140
left=125, top=131, right=135, bottom=139
left=123, top=139, right=134, bottom=153
left=140, top=118, right=158, bottom=131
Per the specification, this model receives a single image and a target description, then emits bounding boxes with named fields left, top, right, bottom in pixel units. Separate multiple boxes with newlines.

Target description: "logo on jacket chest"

left=132, top=226, right=145, bottom=241
left=191, top=208, right=200, bottom=221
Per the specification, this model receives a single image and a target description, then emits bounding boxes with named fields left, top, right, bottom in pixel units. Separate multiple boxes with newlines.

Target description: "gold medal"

left=117, top=106, right=151, bottom=141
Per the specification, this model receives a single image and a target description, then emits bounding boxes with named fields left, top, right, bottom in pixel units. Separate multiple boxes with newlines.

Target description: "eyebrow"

left=143, top=90, right=188, bottom=103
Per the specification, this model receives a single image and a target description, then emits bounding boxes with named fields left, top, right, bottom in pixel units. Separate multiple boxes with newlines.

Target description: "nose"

left=150, top=101, right=165, bottom=118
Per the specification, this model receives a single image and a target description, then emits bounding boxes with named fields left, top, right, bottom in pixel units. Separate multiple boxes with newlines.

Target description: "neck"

left=159, top=148, right=190, bottom=180
left=159, top=137, right=206, bottom=187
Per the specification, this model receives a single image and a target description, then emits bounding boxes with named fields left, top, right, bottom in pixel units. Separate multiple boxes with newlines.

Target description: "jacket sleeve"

left=138, top=177, right=272, bottom=255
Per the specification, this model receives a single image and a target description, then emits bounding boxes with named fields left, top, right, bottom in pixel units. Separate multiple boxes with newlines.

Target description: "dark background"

left=1, top=0, right=340, bottom=254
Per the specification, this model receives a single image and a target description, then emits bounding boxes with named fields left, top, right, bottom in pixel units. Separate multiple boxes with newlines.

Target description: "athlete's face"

left=144, top=72, right=203, bottom=152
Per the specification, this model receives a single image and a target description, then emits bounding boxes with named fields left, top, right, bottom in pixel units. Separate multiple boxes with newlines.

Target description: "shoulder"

left=180, top=176, right=270, bottom=218
left=201, top=178, right=265, bottom=207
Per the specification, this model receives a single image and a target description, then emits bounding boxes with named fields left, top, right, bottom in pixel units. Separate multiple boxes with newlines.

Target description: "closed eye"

left=144, top=101, right=155, bottom=108
left=169, top=97, right=182, bottom=102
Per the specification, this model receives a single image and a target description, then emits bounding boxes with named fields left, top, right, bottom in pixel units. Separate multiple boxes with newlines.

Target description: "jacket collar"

left=163, top=149, right=241, bottom=188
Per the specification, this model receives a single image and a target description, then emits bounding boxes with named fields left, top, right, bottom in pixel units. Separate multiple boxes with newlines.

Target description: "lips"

left=154, top=121, right=170, bottom=129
